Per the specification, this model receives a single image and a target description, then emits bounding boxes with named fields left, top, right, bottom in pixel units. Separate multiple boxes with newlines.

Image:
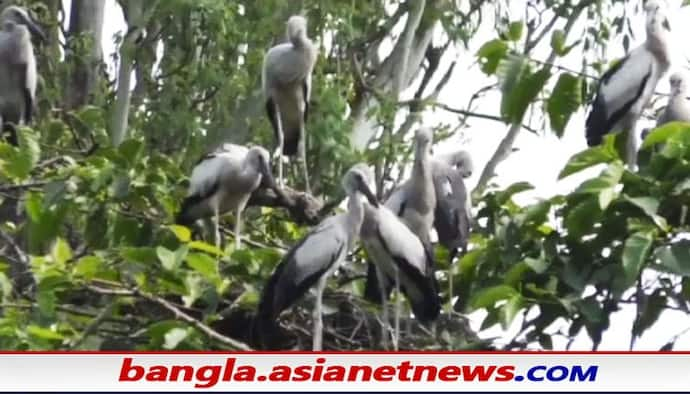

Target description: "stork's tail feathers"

left=585, top=95, right=608, bottom=147
left=363, top=261, right=392, bottom=304
left=282, top=128, right=300, bottom=156
left=1, top=123, right=18, bottom=146
left=175, top=194, right=203, bottom=226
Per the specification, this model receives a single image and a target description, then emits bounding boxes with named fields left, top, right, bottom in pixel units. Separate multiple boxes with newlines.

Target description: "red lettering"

left=495, top=365, right=515, bottom=381
left=412, top=365, right=437, bottom=381
left=461, top=365, right=496, bottom=381
left=438, top=366, right=461, bottom=381
left=373, top=365, right=396, bottom=381
left=119, top=357, right=144, bottom=381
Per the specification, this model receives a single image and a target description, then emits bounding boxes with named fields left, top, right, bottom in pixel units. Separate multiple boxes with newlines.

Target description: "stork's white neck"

left=345, top=192, right=365, bottom=249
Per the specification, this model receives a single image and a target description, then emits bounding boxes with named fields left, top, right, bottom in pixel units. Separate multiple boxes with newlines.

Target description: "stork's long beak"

left=358, top=179, right=379, bottom=207
left=261, top=159, right=289, bottom=202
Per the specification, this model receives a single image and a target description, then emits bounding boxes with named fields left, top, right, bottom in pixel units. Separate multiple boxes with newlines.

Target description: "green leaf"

left=186, top=253, right=219, bottom=282
left=498, top=56, right=550, bottom=124
left=188, top=241, right=224, bottom=256
left=622, top=231, right=654, bottom=287
left=163, top=327, right=189, bottom=350
left=496, top=182, right=534, bottom=204
left=118, top=139, right=144, bottom=168
left=632, top=289, right=666, bottom=340
left=624, top=196, right=668, bottom=230
left=550, top=29, right=566, bottom=55
left=564, top=197, right=600, bottom=238
left=547, top=73, right=582, bottom=137
left=653, top=241, right=690, bottom=276
left=470, top=285, right=518, bottom=309
left=559, top=140, right=620, bottom=179
left=169, top=225, right=191, bottom=243
left=120, top=247, right=158, bottom=264
left=525, top=257, right=549, bottom=274
left=27, top=325, right=64, bottom=341
left=640, top=121, right=690, bottom=149
left=0, top=128, right=41, bottom=180
left=156, top=246, right=187, bottom=271
left=51, top=238, right=72, bottom=267
left=573, top=162, right=624, bottom=210
left=501, top=294, right=524, bottom=328
left=73, top=256, right=103, bottom=280
left=0, top=272, right=12, bottom=301
left=507, top=21, right=524, bottom=41
left=477, top=39, right=508, bottom=75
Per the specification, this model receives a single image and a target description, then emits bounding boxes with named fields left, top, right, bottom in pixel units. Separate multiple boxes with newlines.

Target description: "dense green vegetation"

left=1, top=0, right=690, bottom=350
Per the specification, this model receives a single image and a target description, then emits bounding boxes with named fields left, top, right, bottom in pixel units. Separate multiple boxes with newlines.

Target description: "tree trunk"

left=110, top=0, right=145, bottom=147
left=65, top=0, right=105, bottom=109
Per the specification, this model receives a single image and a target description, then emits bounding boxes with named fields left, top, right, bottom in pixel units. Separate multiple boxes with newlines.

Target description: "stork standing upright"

left=0, top=5, right=45, bottom=146
left=585, top=0, right=672, bottom=168
left=363, top=127, right=438, bottom=348
left=262, top=15, right=318, bottom=194
left=176, top=144, right=279, bottom=251
left=255, top=164, right=378, bottom=350
left=432, top=150, right=473, bottom=313
left=360, top=190, right=441, bottom=350
left=433, top=150, right=473, bottom=264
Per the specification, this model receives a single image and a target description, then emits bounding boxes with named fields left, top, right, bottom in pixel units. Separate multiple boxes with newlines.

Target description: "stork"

left=657, top=72, right=690, bottom=126
left=433, top=150, right=474, bottom=264
left=0, top=5, right=45, bottom=146
left=262, top=15, right=318, bottom=194
left=360, top=191, right=441, bottom=350
left=255, top=164, right=378, bottom=350
left=363, top=127, right=436, bottom=316
left=176, top=144, right=278, bottom=251
left=432, top=151, right=473, bottom=313
left=585, top=0, right=672, bottom=168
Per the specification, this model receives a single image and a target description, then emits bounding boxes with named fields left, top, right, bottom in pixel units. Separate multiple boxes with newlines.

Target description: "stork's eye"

left=662, top=18, right=671, bottom=31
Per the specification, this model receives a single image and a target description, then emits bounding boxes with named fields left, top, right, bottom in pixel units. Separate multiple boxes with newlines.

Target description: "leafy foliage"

left=0, top=0, right=687, bottom=352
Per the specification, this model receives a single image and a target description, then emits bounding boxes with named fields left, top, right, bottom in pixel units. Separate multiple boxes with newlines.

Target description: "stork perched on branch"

left=432, top=150, right=473, bottom=313
left=255, top=164, right=378, bottom=350
left=363, top=127, right=440, bottom=348
left=176, top=144, right=281, bottom=250
left=262, top=15, right=318, bottom=194
left=433, top=150, right=473, bottom=265
left=360, top=189, right=441, bottom=350
left=0, top=5, right=45, bottom=145
left=585, top=0, right=672, bottom=168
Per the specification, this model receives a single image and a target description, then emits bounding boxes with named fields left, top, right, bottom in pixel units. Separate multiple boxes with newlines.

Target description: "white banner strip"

left=0, top=352, right=687, bottom=392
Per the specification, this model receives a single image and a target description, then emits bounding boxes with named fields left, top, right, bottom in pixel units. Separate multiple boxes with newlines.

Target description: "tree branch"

left=473, top=1, right=592, bottom=196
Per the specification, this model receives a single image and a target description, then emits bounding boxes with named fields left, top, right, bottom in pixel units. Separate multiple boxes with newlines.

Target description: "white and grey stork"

left=360, top=190, right=441, bottom=350
left=657, top=72, right=690, bottom=126
left=432, top=150, right=474, bottom=266
left=255, top=164, right=378, bottom=350
left=432, top=150, right=474, bottom=313
left=0, top=5, right=45, bottom=145
left=262, top=15, right=318, bottom=194
left=362, top=127, right=438, bottom=346
left=585, top=0, right=672, bottom=168
left=176, top=143, right=278, bottom=250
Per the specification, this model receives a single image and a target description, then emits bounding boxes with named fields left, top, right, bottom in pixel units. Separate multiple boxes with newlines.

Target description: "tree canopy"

left=1, top=0, right=690, bottom=351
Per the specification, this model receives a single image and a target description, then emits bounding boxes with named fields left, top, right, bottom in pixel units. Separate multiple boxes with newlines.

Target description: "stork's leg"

left=214, top=203, right=221, bottom=258
left=234, top=207, right=242, bottom=250
left=313, top=275, right=327, bottom=351
left=271, top=102, right=285, bottom=188
left=298, top=127, right=311, bottom=195
left=625, top=127, right=638, bottom=170
left=393, top=268, right=400, bottom=351
left=375, top=266, right=390, bottom=350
